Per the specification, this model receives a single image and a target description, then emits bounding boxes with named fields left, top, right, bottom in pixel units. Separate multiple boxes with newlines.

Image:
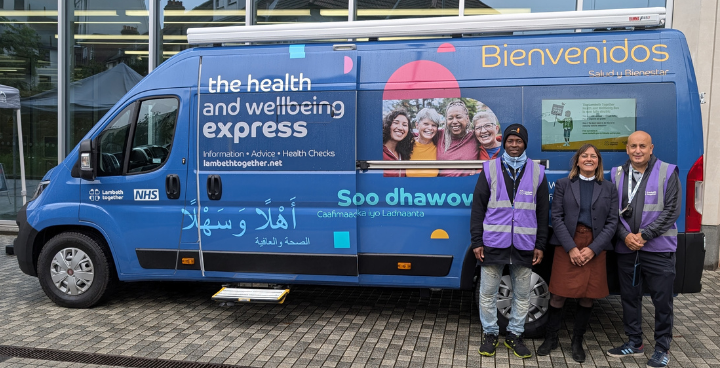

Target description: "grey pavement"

left=1, top=233, right=720, bottom=368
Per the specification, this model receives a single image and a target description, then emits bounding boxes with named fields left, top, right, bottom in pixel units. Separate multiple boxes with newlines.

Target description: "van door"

left=80, top=90, right=189, bottom=276
left=184, top=51, right=359, bottom=281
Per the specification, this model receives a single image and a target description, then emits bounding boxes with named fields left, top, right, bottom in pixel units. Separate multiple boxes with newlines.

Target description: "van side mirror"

left=79, top=139, right=97, bottom=181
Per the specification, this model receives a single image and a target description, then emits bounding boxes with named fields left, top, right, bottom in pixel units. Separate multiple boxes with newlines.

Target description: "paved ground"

left=1, top=234, right=720, bottom=368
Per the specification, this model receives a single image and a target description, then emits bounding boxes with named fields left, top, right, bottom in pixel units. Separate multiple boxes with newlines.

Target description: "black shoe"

left=571, top=335, right=586, bottom=363
left=505, top=333, right=532, bottom=359
left=536, top=332, right=559, bottom=356
left=478, top=333, right=499, bottom=357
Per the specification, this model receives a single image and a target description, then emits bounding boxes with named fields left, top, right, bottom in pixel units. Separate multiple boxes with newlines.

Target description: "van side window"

left=97, top=104, right=134, bottom=176
left=128, top=98, right=179, bottom=174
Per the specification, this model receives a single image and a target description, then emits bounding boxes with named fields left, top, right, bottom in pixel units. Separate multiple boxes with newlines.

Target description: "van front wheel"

left=37, top=232, right=114, bottom=308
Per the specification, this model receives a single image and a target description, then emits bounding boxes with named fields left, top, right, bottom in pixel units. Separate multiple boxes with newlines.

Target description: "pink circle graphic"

left=383, top=60, right=460, bottom=100
left=344, top=56, right=353, bottom=74
left=437, top=43, right=456, bottom=53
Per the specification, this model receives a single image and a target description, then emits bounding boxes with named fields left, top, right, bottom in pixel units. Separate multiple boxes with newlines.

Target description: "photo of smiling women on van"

left=407, top=107, right=442, bottom=177
left=473, top=109, right=502, bottom=160
left=382, top=109, right=414, bottom=177
left=437, top=100, right=479, bottom=177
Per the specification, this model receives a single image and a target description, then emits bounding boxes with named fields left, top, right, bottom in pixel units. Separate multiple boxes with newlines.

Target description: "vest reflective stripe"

left=611, top=160, right=678, bottom=253
left=514, top=202, right=536, bottom=210
left=482, top=224, right=538, bottom=235
left=643, top=161, right=669, bottom=212
left=514, top=226, right=538, bottom=235
left=482, top=158, right=544, bottom=250
left=641, top=227, right=678, bottom=237
left=487, top=159, right=512, bottom=209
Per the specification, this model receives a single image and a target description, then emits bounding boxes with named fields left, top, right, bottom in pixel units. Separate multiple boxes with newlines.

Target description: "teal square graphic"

left=289, top=44, right=306, bottom=59
left=333, top=231, right=350, bottom=249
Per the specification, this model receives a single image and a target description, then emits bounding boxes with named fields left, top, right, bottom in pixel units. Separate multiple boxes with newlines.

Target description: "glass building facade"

left=0, top=0, right=669, bottom=222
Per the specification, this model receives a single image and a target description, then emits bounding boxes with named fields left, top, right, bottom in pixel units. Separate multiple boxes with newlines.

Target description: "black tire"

left=475, top=270, right=550, bottom=339
left=37, top=232, right=115, bottom=308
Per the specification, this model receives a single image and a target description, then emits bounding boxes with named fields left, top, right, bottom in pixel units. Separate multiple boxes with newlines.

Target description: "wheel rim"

left=497, top=272, right=550, bottom=323
left=49, top=248, right=95, bottom=295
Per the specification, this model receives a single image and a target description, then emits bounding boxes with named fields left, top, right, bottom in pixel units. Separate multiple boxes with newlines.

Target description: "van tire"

left=37, top=232, right=115, bottom=308
left=475, top=270, right=550, bottom=339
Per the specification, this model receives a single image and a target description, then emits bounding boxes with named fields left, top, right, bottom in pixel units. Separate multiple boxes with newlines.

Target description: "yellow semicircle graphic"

left=431, top=229, right=449, bottom=239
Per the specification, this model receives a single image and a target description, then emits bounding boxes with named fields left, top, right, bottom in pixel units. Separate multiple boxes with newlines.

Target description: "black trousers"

left=617, top=251, right=675, bottom=352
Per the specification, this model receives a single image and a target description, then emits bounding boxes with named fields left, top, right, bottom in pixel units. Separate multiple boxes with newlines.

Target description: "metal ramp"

left=212, top=287, right=289, bottom=304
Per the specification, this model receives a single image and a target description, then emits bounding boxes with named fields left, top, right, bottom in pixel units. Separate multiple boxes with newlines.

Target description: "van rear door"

left=184, top=48, right=360, bottom=281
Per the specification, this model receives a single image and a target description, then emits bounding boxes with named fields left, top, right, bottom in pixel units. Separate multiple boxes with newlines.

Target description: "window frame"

left=96, top=95, right=181, bottom=177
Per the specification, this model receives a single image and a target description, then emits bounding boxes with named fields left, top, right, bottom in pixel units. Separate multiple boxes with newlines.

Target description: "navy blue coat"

left=549, top=177, right=618, bottom=255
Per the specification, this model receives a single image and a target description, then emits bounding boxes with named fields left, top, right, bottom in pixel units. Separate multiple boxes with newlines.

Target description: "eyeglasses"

left=474, top=123, right=496, bottom=131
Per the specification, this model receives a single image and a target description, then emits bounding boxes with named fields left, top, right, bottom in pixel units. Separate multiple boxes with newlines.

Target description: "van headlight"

left=31, top=180, right=50, bottom=201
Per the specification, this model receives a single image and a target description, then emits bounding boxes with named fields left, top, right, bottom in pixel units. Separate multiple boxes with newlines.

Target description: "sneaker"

left=647, top=349, right=670, bottom=368
left=478, top=333, right=499, bottom=356
left=607, top=341, right=644, bottom=357
left=504, top=333, right=532, bottom=358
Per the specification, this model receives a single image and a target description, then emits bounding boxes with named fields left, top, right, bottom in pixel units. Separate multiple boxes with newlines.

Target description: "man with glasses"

left=607, top=131, right=681, bottom=368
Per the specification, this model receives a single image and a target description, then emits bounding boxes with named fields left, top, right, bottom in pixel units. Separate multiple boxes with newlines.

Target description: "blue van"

left=14, top=26, right=704, bottom=336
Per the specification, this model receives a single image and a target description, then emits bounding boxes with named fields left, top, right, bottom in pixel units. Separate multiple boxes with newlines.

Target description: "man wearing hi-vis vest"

left=606, top=131, right=681, bottom=368
left=470, top=124, right=549, bottom=359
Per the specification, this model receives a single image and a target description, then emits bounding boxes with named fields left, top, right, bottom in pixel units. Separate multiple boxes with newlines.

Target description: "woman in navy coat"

left=536, top=143, right=619, bottom=362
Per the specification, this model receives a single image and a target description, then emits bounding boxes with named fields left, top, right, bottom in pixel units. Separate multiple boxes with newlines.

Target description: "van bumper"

left=676, top=232, right=705, bottom=293
left=14, top=203, right=39, bottom=277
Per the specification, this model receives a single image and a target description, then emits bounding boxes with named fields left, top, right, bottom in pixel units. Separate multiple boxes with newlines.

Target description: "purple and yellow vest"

left=482, top=158, right=545, bottom=251
left=611, top=160, right=678, bottom=253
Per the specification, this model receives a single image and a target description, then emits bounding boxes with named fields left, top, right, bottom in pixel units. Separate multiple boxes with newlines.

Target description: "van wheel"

left=37, top=232, right=115, bottom=308
left=475, top=271, right=550, bottom=339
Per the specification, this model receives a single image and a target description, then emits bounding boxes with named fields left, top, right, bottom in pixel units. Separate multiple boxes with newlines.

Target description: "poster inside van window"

left=382, top=98, right=502, bottom=178
left=541, top=98, right=636, bottom=151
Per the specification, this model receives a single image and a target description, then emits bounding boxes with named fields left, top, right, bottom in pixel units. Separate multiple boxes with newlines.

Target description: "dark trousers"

left=617, top=251, right=675, bottom=352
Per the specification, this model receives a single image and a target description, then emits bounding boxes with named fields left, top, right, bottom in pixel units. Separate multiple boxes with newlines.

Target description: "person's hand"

left=579, top=247, right=595, bottom=264
left=569, top=247, right=585, bottom=266
left=532, top=249, right=544, bottom=265
left=624, top=233, right=644, bottom=251
left=637, top=233, right=647, bottom=245
left=473, top=247, right=484, bottom=262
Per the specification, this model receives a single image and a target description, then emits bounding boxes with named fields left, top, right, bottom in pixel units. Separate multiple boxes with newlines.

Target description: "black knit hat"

left=503, top=124, right=528, bottom=149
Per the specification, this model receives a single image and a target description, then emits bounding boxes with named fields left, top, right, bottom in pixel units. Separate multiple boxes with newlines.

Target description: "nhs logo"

left=134, top=189, right=159, bottom=201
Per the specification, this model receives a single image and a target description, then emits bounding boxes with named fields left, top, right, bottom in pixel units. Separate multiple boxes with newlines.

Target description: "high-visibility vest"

left=611, top=160, right=678, bottom=253
left=482, top=157, right=544, bottom=251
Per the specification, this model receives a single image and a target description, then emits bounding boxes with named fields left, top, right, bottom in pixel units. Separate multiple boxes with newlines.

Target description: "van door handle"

left=207, top=175, right=222, bottom=200
left=166, top=174, right=181, bottom=199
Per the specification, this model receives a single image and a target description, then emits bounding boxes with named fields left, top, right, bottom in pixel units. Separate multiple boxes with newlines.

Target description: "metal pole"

left=12, top=110, right=17, bottom=213
left=576, top=0, right=584, bottom=32
left=348, top=0, right=356, bottom=21
left=665, top=0, right=673, bottom=28
left=58, top=0, right=71, bottom=162
left=246, top=0, right=255, bottom=26
left=16, top=109, right=27, bottom=204
left=149, top=0, right=160, bottom=72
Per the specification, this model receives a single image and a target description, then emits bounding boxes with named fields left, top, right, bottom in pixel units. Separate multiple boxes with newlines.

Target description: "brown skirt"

left=548, top=223, right=609, bottom=299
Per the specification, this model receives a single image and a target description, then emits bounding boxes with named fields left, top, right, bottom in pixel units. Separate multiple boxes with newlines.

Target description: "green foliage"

left=0, top=19, right=49, bottom=96
left=0, top=22, right=47, bottom=76
left=73, top=59, right=106, bottom=81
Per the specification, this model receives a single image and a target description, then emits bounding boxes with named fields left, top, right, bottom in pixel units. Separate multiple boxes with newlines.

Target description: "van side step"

left=212, top=287, right=289, bottom=304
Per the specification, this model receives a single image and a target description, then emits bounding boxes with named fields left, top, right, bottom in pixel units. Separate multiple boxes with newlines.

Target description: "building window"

left=160, top=0, right=246, bottom=63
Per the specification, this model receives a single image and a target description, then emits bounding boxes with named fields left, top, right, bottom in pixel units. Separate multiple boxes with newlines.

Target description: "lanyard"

left=502, top=160, right=521, bottom=182
left=627, top=169, right=644, bottom=204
